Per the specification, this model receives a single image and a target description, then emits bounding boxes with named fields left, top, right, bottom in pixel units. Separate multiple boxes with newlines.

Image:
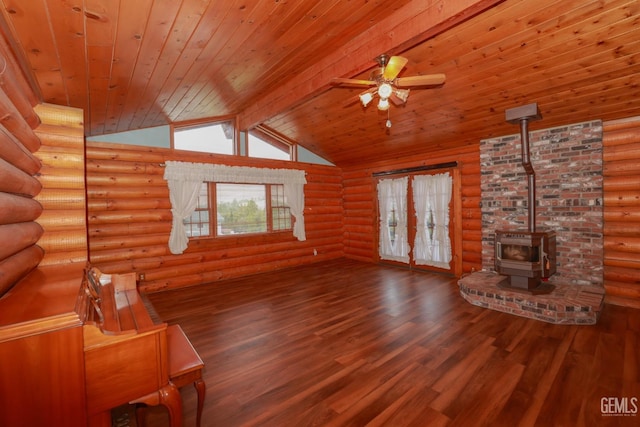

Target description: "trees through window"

left=183, top=182, right=291, bottom=238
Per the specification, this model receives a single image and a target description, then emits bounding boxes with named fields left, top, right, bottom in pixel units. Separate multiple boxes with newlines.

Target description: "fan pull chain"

left=386, top=109, right=392, bottom=128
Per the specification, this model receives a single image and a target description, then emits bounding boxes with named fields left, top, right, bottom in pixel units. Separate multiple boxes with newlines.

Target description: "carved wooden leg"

left=131, top=382, right=182, bottom=427
left=135, top=404, right=147, bottom=427
left=159, top=382, right=183, bottom=427
left=194, top=378, right=206, bottom=427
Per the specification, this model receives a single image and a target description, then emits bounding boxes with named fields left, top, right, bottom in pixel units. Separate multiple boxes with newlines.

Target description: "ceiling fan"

left=332, top=54, right=446, bottom=116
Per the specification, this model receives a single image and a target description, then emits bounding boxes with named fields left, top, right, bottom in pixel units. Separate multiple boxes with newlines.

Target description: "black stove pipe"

left=506, top=103, right=542, bottom=233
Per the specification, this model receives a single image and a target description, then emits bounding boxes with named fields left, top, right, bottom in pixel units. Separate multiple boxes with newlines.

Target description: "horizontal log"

left=603, top=159, right=640, bottom=176
left=0, top=245, right=44, bottom=297
left=0, top=192, right=43, bottom=224
left=603, top=280, right=640, bottom=299
left=87, top=186, right=169, bottom=199
left=603, top=265, right=640, bottom=284
left=35, top=126, right=85, bottom=147
left=603, top=191, right=640, bottom=207
left=461, top=185, right=481, bottom=197
left=0, top=222, right=43, bottom=261
left=88, top=221, right=172, bottom=238
left=37, top=229, right=87, bottom=253
left=603, top=143, right=640, bottom=162
left=0, top=87, right=41, bottom=153
left=86, top=159, right=166, bottom=175
left=0, top=157, right=41, bottom=196
left=462, top=240, right=482, bottom=253
left=35, top=189, right=85, bottom=210
left=37, top=168, right=86, bottom=190
left=37, top=209, right=86, bottom=230
left=344, top=239, right=373, bottom=252
left=34, top=103, right=84, bottom=128
left=603, top=174, right=640, bottom=192
left=604, top=253, right=640, bottom=270
left=89, top=233, right=169, bottom=252
left=305, top=221, right=343, bottom=232
left=88, top=209, right=173, bottom=225
left=38, top=249, right=87, bottom=267
left=343, top=200, right=373, bottom=210
left=0, top=58, right=39, bottom=129
left=0, top=124, right=41, bottom=174
left=86, top=143, right=168, bottom=163
left=603, top=223, right=640, bottom=237
left=462, top=196, right=481, bottom=209
left=87, top=197, right=172, bottom=211
left=603, top=207, right=640, bottom=221
left=602, top=128, right=640, bottom=146
left=604, top=236, right=640, bottom=253
left=35, top=148, right=84, bottom=169
left=343, top=224, right=374, bottom=234
left=603, top=116, right=640, bottom=132
left=0, top=37, right=38, bottom=106
left=86, top=173, right=170, bottom=187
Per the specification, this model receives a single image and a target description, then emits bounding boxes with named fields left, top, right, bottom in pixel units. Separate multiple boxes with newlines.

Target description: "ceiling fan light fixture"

left=394, top=88, right=410, bottom=103
left=377, top=98, right=390, bottom=111
left=377, top=82, right=393, bottom=99
left=359, top=92, right=373, bottom=107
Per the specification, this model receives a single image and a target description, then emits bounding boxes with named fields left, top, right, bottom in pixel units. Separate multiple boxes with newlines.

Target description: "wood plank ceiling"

left=0, top=0, right=639, bottom=168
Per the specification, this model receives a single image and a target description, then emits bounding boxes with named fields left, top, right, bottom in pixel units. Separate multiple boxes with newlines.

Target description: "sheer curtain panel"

left=412, top=173, right=452, bottom=269
left=377, top=177, right=410, bottom=263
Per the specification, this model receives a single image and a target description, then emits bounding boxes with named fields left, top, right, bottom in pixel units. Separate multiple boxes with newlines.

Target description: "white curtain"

left=166, top=179, right=203, bottom=254
left=377, top=177, right=410, bottom=263
left=413, top=173, right=452, bottom=269
left=164, top=161, right=307, bottom=254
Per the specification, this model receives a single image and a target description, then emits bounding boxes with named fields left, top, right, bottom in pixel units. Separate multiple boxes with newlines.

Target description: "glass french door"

left=377, top=171, right=453, bottom=271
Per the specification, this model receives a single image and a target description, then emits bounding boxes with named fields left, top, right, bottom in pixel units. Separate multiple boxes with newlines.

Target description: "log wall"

left=85, top=141, right=344, bottom=292
left=602, top=116, right=640, bottom=309
left=33, top=104, right=87, bottom=266
left=0, top=39, right=44, bottom=297
left=342, top=145, right=481, bottom=275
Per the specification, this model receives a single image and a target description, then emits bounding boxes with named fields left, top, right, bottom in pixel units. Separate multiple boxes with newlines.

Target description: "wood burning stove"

left=494, top=103, right=557, bottom=293
left=495, top=231, right=556, bottom=289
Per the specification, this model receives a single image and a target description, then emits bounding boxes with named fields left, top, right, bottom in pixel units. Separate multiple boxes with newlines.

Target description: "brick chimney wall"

left=480, top=120, right=603, bottom=286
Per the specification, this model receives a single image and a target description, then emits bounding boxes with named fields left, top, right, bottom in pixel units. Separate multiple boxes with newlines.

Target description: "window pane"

left=270, top=184, right=291, bottom=230
left=216, top=184, right=267, bottom=234
left=174, top=121, right=234, bottom=154
left=248, top=133, right=290, bottom=160
left=184, top=183, right=210, bottom=237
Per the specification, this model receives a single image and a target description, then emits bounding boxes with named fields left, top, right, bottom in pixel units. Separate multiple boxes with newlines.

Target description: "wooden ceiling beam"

left=238, top=0, right=505, bottom=130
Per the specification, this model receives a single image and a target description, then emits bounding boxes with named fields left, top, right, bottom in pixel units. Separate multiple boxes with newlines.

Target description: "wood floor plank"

left=140, top=258, right=640, bottom=426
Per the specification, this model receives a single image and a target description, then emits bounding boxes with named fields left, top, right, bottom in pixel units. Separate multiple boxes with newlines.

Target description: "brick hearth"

left=458, top=271, right=604, bottom=325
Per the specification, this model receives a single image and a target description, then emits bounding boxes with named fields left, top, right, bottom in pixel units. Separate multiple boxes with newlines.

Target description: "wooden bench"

left=136, top=324, right=206, bottom=427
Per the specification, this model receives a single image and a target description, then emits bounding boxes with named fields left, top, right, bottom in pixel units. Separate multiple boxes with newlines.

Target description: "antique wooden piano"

left=0, top=262, right=182, bottom=427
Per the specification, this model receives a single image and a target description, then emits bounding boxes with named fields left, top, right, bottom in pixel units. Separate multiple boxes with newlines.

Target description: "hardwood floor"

left=143, top=258, right=640, bottom=426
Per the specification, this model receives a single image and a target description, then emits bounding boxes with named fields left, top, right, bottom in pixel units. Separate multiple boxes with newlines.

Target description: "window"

left=184, top=184, right=210, bottom=237
left=248, top=127, right=292, bottom=160
left=183, top=182, right=291, bottom=237
left=174, top=120, right=235, bottom=154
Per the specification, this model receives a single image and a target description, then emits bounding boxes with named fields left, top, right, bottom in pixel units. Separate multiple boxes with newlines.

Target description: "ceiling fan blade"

left=395, top=74, right=446, bottom=87
left=383, top=56, right=408, bottom=80
left=332, top=78, right=376, bottom=87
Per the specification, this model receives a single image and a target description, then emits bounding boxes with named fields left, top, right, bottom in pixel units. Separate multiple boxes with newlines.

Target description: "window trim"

left=186, top=182, right=292, bottom=239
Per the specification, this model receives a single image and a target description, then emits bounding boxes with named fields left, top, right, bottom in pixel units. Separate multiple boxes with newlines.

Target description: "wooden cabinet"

left=0, top=263, right=87, bottom=427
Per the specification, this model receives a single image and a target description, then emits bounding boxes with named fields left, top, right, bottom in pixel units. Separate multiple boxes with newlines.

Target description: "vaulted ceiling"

left=1, top=0, right=639, bottom=167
